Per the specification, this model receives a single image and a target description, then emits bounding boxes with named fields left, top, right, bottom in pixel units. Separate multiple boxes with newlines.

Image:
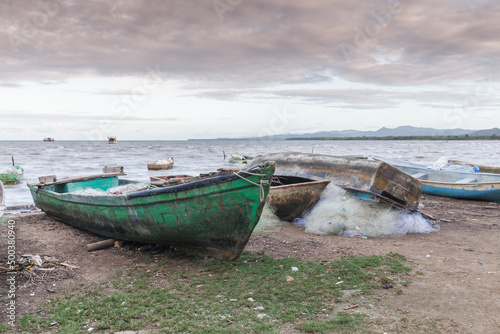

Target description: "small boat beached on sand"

left=147, top=157, right=175, bottom=170
left=28, top=162, right=275, bottom=260
left=372, top=156, right=500, bottom=203
left=249, top=152, right=422, bottom=211
left=267, top=176, right=330, bottom=221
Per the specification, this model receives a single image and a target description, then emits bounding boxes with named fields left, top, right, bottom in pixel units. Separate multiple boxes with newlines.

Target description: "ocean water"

left=1, top=139, right=500, bottom=208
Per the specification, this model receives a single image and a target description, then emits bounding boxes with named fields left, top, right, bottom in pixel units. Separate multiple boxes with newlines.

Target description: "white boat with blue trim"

left=372, top=156, right=500, bottom=203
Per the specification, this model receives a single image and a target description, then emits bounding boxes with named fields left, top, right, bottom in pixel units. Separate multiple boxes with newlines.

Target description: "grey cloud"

left=0, top=110, right=182, bottom=122
left=0, top=82, right=21, bottom=87
left=0, top=0, right=499, bottom=91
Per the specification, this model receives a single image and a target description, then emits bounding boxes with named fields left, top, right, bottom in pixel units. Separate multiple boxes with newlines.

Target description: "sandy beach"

left=1, top=194, right=499, bottom=333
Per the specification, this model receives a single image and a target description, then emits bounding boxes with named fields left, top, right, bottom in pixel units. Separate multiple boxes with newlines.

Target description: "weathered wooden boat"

left=372, top=156, right=500, bottom=203
left=448, top=160, right=500, bottom=175
left=0, top=165, right=24, bottom=185
left=147, top=157, right=175, bottom=170
left=28, top=162, right=275, bottom=260
left=151, top=172, right=329, bottom=221
left=248, top=152, right=422, bottom=211
left=108, top=136, right=117, bottom=144
left=229, top=155, right=253, bottom=164
left=267, top=175, right=330, bottom=221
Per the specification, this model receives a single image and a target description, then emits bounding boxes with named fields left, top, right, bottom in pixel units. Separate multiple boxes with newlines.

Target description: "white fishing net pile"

left=296, top=184, right=439, bottom=237
left=71, top=183, right=150, bottom=196
left=0, top=167, right=22, bottom=174
left=253, top=205, right=285, bottom=234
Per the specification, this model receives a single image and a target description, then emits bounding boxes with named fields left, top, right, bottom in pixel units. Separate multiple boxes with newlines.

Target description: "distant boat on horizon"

left=43, top=137, right=55, bottom=142
left=108, top=136, right=117, bottom=144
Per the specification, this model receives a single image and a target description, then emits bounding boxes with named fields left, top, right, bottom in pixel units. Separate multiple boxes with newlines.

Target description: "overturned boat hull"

left=28, top=163, right=275, bottom=260
left=268, top=175, right=330, bottom=221
left=249, top=152, right=422, bottom=211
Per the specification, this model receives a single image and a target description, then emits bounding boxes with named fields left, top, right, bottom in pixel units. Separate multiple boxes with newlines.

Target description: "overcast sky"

left=1, top=0, right=499, bottom=140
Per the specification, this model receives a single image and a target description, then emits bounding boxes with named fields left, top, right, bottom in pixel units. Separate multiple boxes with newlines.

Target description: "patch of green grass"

left=296, top=312, right=368, bottom=333
left=19, top=252, right=412, bottom=333
left=0, top=323, right=13, bottom=333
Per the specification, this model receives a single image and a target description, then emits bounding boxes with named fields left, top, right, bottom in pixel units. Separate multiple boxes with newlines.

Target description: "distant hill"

left=467, top=128, right=500, bottom=137
left=285, top=126, right=473, bottom=139
left=189, top=126, right=500, bottom=141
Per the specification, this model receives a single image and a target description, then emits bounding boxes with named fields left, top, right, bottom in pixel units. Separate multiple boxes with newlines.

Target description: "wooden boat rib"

left=372, top=156, right=500, bottom=202
left=28, top=162, right=275, bottom=260
left=249, top=152, right=422, bottom=211
left=267, top=175, right=330, bottom=221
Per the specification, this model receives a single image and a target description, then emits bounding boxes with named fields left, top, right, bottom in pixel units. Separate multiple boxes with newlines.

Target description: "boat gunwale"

left=420, top=179, right=500, bottom=186
left=28, top=164, right=274, bottom=203
left=128, top=166, right=270, bottom=199
left=270, top=179, right=331, bottom=190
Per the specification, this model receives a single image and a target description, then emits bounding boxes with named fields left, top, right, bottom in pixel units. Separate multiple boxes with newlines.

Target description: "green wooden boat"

left=28, top=162, right=275, bottom=260
left=0, top=165, right=24, bottom=184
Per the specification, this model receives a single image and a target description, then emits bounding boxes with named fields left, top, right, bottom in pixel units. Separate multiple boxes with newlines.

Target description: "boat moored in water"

left=147, top=157, right=175, bottom=170
left=0, top=165, right=24, bottom=185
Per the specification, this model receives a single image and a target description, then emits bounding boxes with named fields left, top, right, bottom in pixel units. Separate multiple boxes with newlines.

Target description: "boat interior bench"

left=454, top=177, right=476, bottom=184
left=411, top=172, right=428, bottom=179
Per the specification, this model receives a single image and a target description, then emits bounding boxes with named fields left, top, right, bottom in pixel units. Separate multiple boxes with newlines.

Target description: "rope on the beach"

left=233, top=172, right=269, bottom=202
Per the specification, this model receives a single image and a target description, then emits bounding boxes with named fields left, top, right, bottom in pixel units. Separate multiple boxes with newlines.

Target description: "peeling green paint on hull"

left=28, top=162, right=275, bottom=260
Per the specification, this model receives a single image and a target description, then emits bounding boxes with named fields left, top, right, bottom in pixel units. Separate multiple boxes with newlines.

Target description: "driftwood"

left=60, top=262, right=79, bottom=269
left=86, top=238, right=117, bottom=252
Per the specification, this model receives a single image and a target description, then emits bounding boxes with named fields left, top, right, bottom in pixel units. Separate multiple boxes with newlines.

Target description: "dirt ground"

left=1, top=194, right=499, bottom=333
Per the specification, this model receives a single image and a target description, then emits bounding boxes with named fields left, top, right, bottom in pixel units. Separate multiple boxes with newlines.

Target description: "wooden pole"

left=86, top=238, right=117, bottom=252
